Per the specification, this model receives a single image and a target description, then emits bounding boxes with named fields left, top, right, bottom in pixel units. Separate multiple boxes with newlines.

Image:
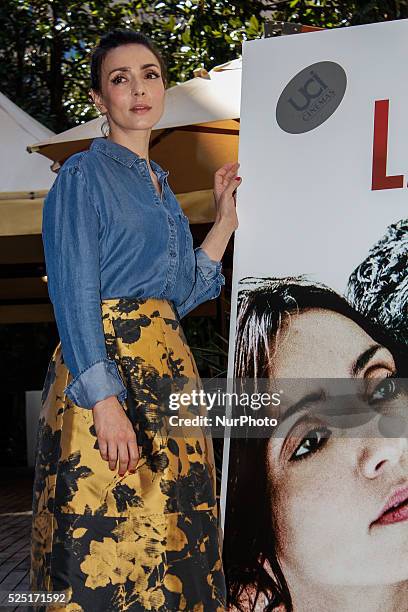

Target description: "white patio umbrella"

left=0, top=91, right=55, bottom=193
left=0, top=91, right=55, bottom=236
left=0, top=92, right=56, bottom=322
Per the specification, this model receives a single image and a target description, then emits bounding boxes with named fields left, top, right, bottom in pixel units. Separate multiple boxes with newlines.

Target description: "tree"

left=2, top=0, right=407, bottom=133
left=261, top=0, right=408, bottom=29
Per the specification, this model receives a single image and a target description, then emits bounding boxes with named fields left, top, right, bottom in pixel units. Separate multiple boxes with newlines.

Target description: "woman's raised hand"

left=92, top=396, right=140, bottom=476
left=213, top=161, right=241, bottom=230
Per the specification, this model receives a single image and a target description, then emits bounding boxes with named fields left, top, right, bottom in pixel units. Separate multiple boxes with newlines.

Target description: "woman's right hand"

left=92, top=395, right=140, bottom=476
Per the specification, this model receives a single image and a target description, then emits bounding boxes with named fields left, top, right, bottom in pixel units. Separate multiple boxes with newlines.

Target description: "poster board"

left=221, top=19, right=408, bottom=609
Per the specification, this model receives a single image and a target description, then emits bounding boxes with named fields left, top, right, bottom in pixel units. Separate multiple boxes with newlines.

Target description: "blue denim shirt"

left=42, top=137, right=225, bottom=409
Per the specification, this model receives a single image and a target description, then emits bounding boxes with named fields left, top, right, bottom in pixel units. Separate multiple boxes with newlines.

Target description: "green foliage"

left=2, top=0, right=407, bottom=133
left=267, top=0, right=408, bottom=28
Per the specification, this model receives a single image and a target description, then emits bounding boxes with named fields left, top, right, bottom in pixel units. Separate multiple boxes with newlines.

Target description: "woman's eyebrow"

left=274, top=389, right=326, bottom=455
left=280, top=345, right=383, bottom=421
left=141, top=63, right=160, bottom=70
left=108, top=63, right=159, bottom=76
left=108, top=65, right=130, bottom=75
left=350, top=344, right=382, bottom=376
left=280, top=389, right=326, bottom=423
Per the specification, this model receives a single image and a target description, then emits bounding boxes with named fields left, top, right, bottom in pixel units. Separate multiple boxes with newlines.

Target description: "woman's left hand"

left=213, top=161, right=241, bottom=230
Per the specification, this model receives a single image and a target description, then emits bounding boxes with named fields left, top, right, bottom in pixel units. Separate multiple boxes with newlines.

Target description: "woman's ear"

left=89, top=89, right=107, bottom=115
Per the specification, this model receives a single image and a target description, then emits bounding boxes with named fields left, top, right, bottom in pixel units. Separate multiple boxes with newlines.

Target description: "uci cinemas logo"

left=276, top=61, right=347, bottom=134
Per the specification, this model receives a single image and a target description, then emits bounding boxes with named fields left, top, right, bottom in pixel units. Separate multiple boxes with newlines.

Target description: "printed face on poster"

left=221, top=19, right=408, bottom=612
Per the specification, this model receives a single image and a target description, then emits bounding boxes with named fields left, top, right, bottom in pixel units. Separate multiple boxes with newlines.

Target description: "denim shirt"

left=42, top=137, right=225, bottom=409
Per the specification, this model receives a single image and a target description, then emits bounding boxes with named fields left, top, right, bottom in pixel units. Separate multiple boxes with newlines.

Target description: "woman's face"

left=91, top=43, right=165, bottom=133
left=267, top=308, right=408, bottom=588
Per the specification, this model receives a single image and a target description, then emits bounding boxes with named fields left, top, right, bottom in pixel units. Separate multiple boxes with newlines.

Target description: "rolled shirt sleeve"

left=42, top=164, right=127, bottom=409
left=176, top=246, right=226, bottom=319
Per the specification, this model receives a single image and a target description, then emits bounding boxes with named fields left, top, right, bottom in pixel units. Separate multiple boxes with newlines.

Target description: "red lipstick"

left=372, top=486, right=408, bottom=526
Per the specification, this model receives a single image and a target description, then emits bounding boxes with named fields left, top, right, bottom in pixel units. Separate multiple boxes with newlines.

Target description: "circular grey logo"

left=276, top=61, right=347, bottom=134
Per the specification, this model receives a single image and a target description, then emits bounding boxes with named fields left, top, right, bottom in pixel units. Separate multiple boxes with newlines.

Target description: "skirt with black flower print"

left=30, top=297, right=226, bottom=611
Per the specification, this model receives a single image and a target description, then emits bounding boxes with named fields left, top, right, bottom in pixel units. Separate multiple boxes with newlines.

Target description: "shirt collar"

left=90, top=137, right=169, bottom=178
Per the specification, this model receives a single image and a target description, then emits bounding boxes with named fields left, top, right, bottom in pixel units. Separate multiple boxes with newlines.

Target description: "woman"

left=30, top=29, right=241, bottom=611
left=224, top=277, right=408, bottom=612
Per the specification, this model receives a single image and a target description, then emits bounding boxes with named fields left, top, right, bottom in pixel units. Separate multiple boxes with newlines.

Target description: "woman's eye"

left=368, top=375, right=399, bottom=404
left=290, top=426, right=331, bottom=461
left=112, top=75, right=126, bottom=84
left=146, top=71, right=160, bottom=79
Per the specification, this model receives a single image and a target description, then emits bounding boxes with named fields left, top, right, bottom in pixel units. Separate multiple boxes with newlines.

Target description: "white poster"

left=221, top=19, right=408, bottom=612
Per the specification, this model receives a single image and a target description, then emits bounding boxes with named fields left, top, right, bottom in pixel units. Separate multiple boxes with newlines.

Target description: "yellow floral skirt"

left=30, top=297, right=226, bottom=611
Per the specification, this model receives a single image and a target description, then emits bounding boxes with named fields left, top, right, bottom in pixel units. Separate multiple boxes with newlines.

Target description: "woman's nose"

left=132, top=79, right=145, bottom=96
left=358, top=436, right=408, bottom=479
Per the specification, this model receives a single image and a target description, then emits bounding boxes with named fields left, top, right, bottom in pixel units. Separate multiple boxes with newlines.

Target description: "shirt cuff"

left=64, top=359, right=127, bottom=409
left=195, top=247, right=223, bottom=284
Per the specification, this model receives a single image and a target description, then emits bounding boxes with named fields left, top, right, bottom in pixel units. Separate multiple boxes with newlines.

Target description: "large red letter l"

left=371, top=99, right=404, bottom=191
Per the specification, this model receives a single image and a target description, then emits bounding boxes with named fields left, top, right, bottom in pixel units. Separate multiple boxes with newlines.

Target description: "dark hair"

left=346, top=219, right=408, bottom=346
left=223, top=276, right=408, bottom=612
left=90, top=28, right=168, bottom=92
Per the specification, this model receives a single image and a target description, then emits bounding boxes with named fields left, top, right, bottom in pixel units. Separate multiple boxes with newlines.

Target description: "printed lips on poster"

left=221, top=19, right=408, bottom=612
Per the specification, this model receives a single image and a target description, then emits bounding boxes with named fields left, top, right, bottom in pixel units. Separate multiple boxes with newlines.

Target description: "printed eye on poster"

left=221, top=19, right=408, bottom=612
